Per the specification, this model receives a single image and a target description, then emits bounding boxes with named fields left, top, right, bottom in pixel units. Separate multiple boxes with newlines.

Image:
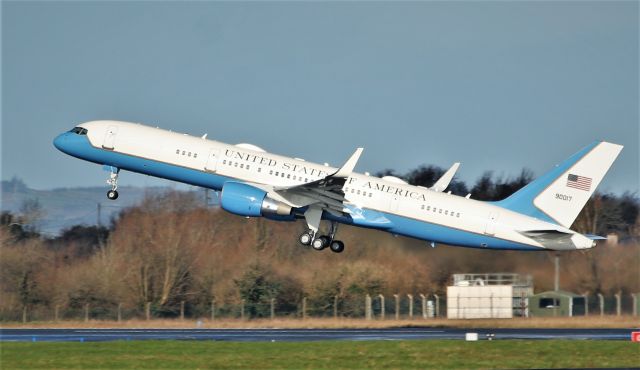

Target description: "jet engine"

left=220, top=181, right=293, bottom=218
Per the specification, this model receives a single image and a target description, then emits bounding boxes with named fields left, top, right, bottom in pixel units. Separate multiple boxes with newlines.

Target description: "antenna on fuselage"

left=201, top=134, right=208, bottom=139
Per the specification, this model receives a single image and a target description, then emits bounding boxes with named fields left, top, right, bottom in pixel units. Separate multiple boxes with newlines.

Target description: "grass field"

left=1, top=340, right=638, bottom=369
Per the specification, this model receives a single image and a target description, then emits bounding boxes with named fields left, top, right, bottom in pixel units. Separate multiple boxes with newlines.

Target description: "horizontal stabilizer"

left=430, top=162, right=460, bottom=192
left=520, top=229, right=572, bottom=240
left=519, top=229, right=575, bottom=250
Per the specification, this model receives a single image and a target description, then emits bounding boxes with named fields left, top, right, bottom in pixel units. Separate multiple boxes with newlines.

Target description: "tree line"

left=1, top=166, right=638, bottom=320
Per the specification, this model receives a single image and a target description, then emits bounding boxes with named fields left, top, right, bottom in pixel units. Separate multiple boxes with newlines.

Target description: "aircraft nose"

left=53, top=132, right=69, bottom=153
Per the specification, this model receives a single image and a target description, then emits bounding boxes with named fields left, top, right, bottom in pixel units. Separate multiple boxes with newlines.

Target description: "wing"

left=259, top=148, right=364, bottom=213
left=249, top=148, right=364, bottom=234
left=430, top=162, right=460, bottom=192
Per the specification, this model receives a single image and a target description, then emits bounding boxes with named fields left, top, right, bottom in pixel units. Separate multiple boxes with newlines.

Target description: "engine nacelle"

left=220, top=181, right=292, bottom=218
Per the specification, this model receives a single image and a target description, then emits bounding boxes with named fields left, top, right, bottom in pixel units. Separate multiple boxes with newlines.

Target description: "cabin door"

left=484, top=212, right=499, bottom=236
left=204, top=148, right=221, bottom=172
left=102, top=126, right=118, bottom=150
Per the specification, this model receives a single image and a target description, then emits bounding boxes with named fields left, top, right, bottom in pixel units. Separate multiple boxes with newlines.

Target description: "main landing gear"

left=106, top=167, right=120, bottom=200
left=298, top=218, right=345, bottom=254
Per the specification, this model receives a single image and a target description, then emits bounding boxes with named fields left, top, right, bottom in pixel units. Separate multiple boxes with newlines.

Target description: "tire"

left=330, top=240, right=345, bottom=253
left=299, top=232, right=312, bottom=246
left=312, top=236, right=329, bottom=250
left=107, top=190, right=119, bottom=200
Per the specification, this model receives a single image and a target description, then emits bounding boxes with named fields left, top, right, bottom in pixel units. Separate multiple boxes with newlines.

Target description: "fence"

left=2, top=292, right=637, bottom=322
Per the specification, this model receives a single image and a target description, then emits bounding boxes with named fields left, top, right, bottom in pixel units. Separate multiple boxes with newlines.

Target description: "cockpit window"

left=70, top=127, right=88, bottom=135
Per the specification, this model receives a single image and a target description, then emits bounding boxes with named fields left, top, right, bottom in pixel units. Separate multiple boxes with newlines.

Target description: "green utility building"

left=529, top=290, right=586, bottom=317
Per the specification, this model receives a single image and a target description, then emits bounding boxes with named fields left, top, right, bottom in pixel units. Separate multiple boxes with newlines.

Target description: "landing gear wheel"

left=330, top=240, right=345, bottom=253
left=299, top=232, right=313, bottom=246
left=312, top=236, right=330, bottom=251
left=107, top=190, right=119, bottom=200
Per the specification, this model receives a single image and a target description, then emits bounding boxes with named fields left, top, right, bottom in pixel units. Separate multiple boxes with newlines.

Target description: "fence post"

left=378, top=294, right=385, bottom=320
left=393, top=294, right=399, bottom=320
left=180, top=301, right=185, bottom=320
left=240, top=299, right=245, bottom=320
left=117, top=303, right=122, bottom=322
left=490, top=292, right=494, bottom=318
left=270, top=298, right=275, bottom=320
left=597, top=293, right=604, bottom=316
left=302, top=297, right=307, bottom=320
left=632, top=293, right=638, bottom=317
left=145, top=302, right=151, bottom=320
left=434, top=294, right=440, bottom=318
left=22, top=305, right=27, bottom=323
left=420, top=294, right=427, bottom=319
left=365, top=294, right=372, bottom=320
left=407, top=294, right=413, bottom=319
left=54, top=305, right=60, bottom=322
left=582, top=293, right=589, bottom=316
left=615, top=291, right=621, bottom=317
left=333, top=295, right=338, bottom=319
left=84, top=303, right=89, bottom=322
left=211, top=299, right=215, bottom=321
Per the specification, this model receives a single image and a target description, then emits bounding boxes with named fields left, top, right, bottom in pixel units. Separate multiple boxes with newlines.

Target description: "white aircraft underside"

left=53, top=121, right=623, bottom=253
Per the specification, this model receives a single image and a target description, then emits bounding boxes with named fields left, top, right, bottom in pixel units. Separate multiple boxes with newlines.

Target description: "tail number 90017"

left=555, top=193, right=572, bottom=202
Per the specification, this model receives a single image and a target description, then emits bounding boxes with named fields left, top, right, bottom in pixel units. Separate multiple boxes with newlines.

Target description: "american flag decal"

left=566, top=174, right=592, bottom=191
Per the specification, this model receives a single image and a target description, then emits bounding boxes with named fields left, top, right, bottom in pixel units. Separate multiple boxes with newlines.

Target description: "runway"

left=0, top=328, right=634, bottom=342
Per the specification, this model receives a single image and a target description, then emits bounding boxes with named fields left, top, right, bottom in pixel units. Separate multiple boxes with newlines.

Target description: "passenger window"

left=427, top=206, right=431, bottom=211
left=182, top=151, right=186, bottom=155
left=223, top=160, right=226, bottom=164
left=246, top=165, right=250, bottom=170
left=445, top=210, right=448, bottom=215
left=194, top=154, right=197, bottom=158
left=287, top=174, right=290, bottom=179
left=188, top=152, right=192, bottom=157
left=275, top=172, right=279, bottom=176
left=176, top=149, right=180, bottom=154
left=457, top=213, right=460, bottom=217
left=281, top=173, right=285, bottom=177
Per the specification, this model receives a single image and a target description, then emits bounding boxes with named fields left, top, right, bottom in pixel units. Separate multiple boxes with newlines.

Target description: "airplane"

left=54, top=120, right=623, bottom=253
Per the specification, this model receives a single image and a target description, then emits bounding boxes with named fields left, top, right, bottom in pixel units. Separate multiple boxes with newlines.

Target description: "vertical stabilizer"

left=496, top=141, right=623, bottom=228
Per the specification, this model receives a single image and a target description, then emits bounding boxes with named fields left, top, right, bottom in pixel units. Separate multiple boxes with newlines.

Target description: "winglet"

left=333, top=148, right=364, bottom=178
left=430, top=162, right=460, bottom=192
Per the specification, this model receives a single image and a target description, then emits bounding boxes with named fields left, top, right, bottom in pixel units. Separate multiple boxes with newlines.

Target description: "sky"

left=2, top=1, right=638, bottom=194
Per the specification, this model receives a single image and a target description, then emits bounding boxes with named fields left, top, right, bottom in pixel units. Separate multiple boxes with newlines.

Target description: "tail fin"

left=495, top=141, right=623, bottom=228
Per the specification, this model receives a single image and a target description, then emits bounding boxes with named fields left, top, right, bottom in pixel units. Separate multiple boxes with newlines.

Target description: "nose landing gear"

left=105, top=167, right=120, bottom=200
